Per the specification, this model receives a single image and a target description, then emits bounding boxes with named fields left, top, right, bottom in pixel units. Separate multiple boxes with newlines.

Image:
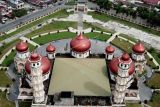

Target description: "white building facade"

left=105, top=45, right=115, bottom=60
left=109, top=53, right=135, bottom=104
left=132, top=42, right=146, bottom=74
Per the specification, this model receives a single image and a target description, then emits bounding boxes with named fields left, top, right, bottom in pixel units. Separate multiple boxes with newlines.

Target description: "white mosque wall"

left=105, top=54, right=114, bottom=60
left=71, top=50, right=90, bottom=58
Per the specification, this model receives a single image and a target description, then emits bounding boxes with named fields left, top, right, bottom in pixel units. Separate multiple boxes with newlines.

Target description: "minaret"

left=29, top=53, right=45, bottom=103
left=132, top=42, right=146, bottom=74
left=46, top=43, right=56, bottom=60
left=111, top=53, right=135, bottom=104
left=14, top=41, right=30, bottom=75
left=105, top=45, right=115, bottom=60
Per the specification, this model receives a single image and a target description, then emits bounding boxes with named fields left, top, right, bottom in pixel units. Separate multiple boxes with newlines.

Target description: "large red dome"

left=132, top=42, right=145, bottom=54
left=109, top=53, right=135, bottom=75
left=70, top=33, right=91, bottom=52
left=25, top=54, right=51, bottom=74
left=16, top=41, right=28, bottom=52
left=46, top=43, right=56, bottom=53
left=105, top=45, right=115, bottom=53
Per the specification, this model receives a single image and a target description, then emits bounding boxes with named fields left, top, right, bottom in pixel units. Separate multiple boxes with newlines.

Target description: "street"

left=0, top=1, right=66, bottom=32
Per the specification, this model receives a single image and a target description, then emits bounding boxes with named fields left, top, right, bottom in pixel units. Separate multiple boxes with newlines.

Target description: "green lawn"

left=88, top=12, right=160, bottom=36
left=0, top=92, right=15, bottom=107
left=149, top=91, right=160, bottom=107
left=2, top=50, right=16, bottom=67
left=65, top=0, right=76, bottom=5
left=0, top=39, right=20, bottom=59
left=33, top=32, right=111, bottom=45
left=88, top=12, right=111, bottom=22
left=111, top=37, right=157, bottom=68
left=33, top=32, right=76, bottom=45
left=150, top=50, right=160, bottom=65
left=0, top=9, right=69, bottom=42
left=146, top=73, right=160, bottom=89
left=1, top=44, right=35, bottom=67
left=119, top=34, right=137, bottom=43
left=26, top=21, right=77, bottom=38
left=0, top=70, right=12, bottom=87
left=126, top=103, right=141, bottom=107
left=28, top=44, right=36, bottom=52
left=26, top=21, right=114, bottom=38
left=85, top=32, right=111, bottom=41
left=19, top=101, right=31, bottom=107
left=111, top=37, right=133, bottom=53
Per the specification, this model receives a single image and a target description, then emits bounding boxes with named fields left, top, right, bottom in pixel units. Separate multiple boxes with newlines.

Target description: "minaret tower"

left=46, top=43, right=56, bottom=60
left=105, top=45, right=115, bottom=60
left=132, top=42, right=146, bottom=74
left=109, top=53, right=135, bottom=104
left=14, top=41, right=30, bottom=75
left=29, top=53, right=45, bottom=103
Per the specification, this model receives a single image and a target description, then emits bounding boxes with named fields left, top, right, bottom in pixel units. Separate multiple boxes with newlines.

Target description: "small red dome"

left=16, top=41, right=28, bottom=52
left=29, top=53, right=41, bottom=62
left=121, top=53, right=130, bottom=61
left=132, top=43, right=145, bottom=54
left=70, top=33, right=91, bottom=52
left=25, top=55, right=51, bottom=74
left=109, top=53, right=135, bottom=75
left=46, top=44, right=56, bottom=53
left=105, top=45, right=115, bottom=53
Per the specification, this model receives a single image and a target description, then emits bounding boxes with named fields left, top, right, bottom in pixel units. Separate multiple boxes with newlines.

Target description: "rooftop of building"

left=48, top=58, right=111, bottom=97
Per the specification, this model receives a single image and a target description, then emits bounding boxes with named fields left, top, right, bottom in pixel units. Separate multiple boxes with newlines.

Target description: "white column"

left=30, top=63, right=45, bottom=103
left=113, top=65, right=132, bottom=104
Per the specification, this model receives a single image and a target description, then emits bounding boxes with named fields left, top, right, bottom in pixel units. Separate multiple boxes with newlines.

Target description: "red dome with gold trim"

left=25, top=53, right=51, bottom=74
left=46, top=43, right=56, bottom=53
left=29, top=53, right=41, bottom=62
left=132, top=42, right=145, bottom=54
left=105, top=45, right=115, bottom=53
left=16, top=41, right=28, bottom=52
left=70, top=33, right=91, bottom=52
left=109, top=53, right=135, bottom=75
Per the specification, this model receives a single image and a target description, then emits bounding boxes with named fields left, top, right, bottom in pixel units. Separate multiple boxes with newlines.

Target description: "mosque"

left=13, top=32, right=146, bottom=107
left=12, top=0, right=147, bottom=106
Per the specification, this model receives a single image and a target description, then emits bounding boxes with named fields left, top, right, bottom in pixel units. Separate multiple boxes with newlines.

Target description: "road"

left=0, top=1, right=66, bottom=32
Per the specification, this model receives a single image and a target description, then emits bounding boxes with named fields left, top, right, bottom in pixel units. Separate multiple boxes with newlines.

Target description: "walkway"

left=35, top=39, right=123, bottom=57
left=7, top=63, right=20, bottom=101
left=106, top=32, right=120, bottom=43
left=138, top=76, right=153, bottom=102
left=20, top=37, right=40, bottom=47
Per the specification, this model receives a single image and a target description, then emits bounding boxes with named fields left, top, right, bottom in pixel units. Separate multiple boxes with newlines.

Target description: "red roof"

left=25, top=54, right=51, bottom=74
left=121, top=53, right=130, bottom=61
left=29, top=53, right=41, bottom=62
left=105, top=45, right=115, bottom=53
left=132, top=42, right=145, bottom=54
left=16, top=41, right=28, bottom=52
left=143, top=0, right=160, bottom=5
left=46, top=43, right=56, bottom=53
left=70, top=33, right=91, bottom=52
left=109, top=53, right=135, bottom=75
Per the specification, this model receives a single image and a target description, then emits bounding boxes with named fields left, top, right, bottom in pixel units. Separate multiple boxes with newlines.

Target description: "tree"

left=12, top=9, right=27, bottom=18
left=6, top=84, right=10, bottom=88
left=12, top=78, right=16, bottom=82
left=148, top=47, right=155, bottom=53
left=96, top=0, right=112, bottom=10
